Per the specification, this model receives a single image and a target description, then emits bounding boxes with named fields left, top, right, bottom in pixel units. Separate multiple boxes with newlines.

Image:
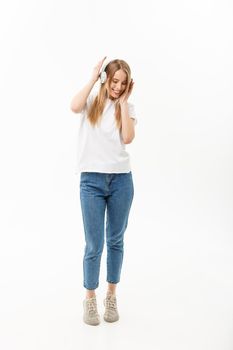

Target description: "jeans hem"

left=84, top=283, right=99, bottom=290
left=107, top=280, right=119, bottom=284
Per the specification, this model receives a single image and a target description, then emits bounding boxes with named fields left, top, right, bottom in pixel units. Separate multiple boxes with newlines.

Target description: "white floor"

left=1, top=197, right=233, bottom=350
left=1, top=160, right=233, bottom=350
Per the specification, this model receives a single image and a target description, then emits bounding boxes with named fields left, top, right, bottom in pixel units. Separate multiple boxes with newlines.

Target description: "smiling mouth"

left=112, top=89, right=120, bottom=94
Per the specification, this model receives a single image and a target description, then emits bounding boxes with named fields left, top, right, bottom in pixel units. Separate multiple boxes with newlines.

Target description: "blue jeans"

left=79, top=171, right=134, bottom=290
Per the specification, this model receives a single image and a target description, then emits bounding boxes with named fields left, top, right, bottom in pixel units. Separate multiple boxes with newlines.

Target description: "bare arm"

left=118, top=79, right=135, bottom=144
left=70, top=56, right=107, bottom=114
left=120, top=102, right=135, bottom=144
left=70, top=79, right=96, bottom=113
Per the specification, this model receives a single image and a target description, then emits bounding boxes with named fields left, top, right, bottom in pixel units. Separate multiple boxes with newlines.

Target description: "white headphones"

left=99, top=59, right=114, bottom=84
left=100, top=69, right=107, bottom=84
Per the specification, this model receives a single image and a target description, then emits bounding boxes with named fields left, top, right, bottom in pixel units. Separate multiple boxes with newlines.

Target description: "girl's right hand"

left=90, top=56, right=107, bottom=83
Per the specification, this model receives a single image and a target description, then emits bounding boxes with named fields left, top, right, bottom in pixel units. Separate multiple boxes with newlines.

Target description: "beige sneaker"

left=103, top=293, right=119, bottom=322
left=83, top=297, right=100, bottom=326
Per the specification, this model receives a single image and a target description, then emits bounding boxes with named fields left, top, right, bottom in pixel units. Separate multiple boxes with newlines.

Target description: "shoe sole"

left=83, top=316, right=100, bottom=326
left=103, top=315, right=119, bottom=323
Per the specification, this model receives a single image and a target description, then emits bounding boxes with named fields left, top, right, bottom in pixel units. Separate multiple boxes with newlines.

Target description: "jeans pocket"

left=80, top=172, right=97, bottom=190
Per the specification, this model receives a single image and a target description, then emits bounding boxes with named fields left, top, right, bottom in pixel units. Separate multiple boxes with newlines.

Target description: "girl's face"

left=108, top=69, right=128, bottom=100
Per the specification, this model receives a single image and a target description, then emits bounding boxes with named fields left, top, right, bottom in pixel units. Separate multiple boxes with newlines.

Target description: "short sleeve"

left=128, top=102, right=137, bottom=125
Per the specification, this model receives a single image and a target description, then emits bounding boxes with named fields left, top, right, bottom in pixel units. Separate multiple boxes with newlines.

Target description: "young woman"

left=70, top=57, right=137, bottom=325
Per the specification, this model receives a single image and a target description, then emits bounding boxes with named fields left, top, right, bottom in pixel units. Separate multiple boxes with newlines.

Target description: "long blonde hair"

left=87, top=59, right=131, bottom=129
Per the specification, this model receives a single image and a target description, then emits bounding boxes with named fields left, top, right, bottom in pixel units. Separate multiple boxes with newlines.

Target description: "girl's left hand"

left=119, top=79, right=134, bottom=105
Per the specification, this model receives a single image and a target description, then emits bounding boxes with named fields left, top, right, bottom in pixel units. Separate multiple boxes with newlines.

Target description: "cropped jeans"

left=79, top=171, right=134, bottom=290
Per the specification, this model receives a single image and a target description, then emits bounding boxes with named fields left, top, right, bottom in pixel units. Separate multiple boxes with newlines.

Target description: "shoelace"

left=86, top=299, right=98, bottom=315
left=105, top=297, right=117, bottom=310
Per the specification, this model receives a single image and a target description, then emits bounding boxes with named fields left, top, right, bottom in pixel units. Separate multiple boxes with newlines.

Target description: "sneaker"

left=103, top=293, right=119, bottom=322
left=83, top=297, right=100, bottom=326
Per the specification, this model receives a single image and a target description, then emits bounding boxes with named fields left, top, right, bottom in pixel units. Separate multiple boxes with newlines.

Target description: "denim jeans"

left=79, top=171, right=134, bottom=290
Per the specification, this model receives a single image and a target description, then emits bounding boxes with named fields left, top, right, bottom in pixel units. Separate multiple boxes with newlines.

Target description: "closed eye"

left=113, top=79, right=127, bottom=85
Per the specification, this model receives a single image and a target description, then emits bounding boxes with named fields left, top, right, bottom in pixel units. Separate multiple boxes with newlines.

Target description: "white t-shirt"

left=75, top=91, right=137, bottom=174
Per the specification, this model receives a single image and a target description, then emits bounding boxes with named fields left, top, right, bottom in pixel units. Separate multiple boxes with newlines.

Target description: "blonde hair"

left=87, top=59, right=131, bottom=129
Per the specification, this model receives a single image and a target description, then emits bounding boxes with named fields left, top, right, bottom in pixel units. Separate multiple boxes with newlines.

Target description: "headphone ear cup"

left=100, top=70, right=107, bottom=84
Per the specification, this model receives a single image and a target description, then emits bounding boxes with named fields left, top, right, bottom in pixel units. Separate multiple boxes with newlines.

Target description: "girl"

left=70, top=57, right=137, bottom=325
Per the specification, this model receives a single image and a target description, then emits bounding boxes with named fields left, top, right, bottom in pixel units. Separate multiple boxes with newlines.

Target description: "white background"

left=0, top=0, right=233, bottom=349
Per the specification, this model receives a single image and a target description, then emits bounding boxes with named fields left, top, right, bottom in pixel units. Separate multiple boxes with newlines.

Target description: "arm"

left=120, top=103, right=135, bottom=144
left=70, top=56, right=107, bottom=113
left=119, top=79, right=136, bottom=144
left=70, top=79, right=96, bottom=113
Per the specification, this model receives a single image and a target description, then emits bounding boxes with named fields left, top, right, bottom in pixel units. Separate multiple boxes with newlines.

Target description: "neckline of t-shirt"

left=107, top=97, right=117, bottom=104
left=91, top=92, right=117, bottom=105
